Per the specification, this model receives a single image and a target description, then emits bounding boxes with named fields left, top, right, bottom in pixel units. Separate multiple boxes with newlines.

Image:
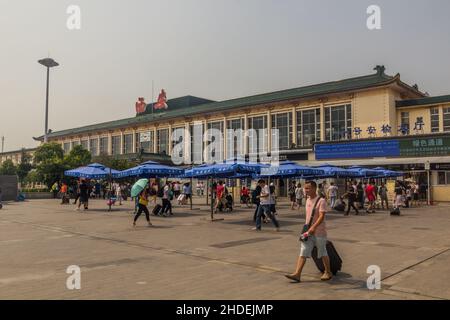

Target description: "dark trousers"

left=253, top=203, right=260, bottom=221
left=73, top=193, right=80, bottom=204
left=346, top=201, right=359, bottom=214
left=256, top=204, right=279, bottom=229
left=134, top=204, right=150, bottom=222
left=162, top=199, right=172, bottom=214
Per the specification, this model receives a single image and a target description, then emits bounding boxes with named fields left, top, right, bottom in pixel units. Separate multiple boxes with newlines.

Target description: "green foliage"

left=64, top=145, right=92, bottom=168
left=33, top=142, right=67, bottom=188
left=0, top=159, right=17, bottom=175
left=16, top=149, right=34, bottom=182
left=92, top=154, right=137, bottom=171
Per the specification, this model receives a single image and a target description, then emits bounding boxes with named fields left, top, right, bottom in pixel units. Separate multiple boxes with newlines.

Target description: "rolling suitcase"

left=334, top=202, right=346, bottom=212
left=312, top=240, right=342, bottom=275
left=152, top=204, right=163, bottom=216
left=390, top=207, right=401, bottom=216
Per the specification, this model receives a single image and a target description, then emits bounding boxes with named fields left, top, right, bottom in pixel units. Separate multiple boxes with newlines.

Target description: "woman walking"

left=343, top=187, right=359, bottom=216
left=295, top=183, right=304, bottom=210
left=133, top=188, right=152, bottom=227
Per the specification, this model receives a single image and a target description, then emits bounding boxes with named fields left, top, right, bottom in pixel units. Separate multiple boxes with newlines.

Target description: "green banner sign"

left=400, top=137, right=450, bottom=157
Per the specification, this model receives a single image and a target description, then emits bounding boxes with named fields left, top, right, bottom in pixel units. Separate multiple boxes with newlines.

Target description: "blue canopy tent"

left=346, top=166, right=381, bottom=178
left=313, top=164, right=361, bottom=179
left=256, top=161, right=325, bottom=179
left=372, top=167, right=405, bottom=178
left=64, top=163, right=121, bottom=179
left=185, top=161, right=269, bottom=220
left=64, top=163, right=121, bottom=211
left=116, top=161, right=184, bottom=179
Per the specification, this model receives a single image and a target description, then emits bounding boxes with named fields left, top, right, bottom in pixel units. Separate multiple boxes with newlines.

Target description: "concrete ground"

left=0, top=197, right=449, bottom=300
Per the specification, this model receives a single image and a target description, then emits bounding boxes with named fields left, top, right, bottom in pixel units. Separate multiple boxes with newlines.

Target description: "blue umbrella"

left=372, top=167, right=404, bottom=178
left=346, top=166, right=379, bottom=178
left=185, top=161, right=268, bottom=179
left=65, top=163, right=120, bottom=179
left=314, top=164, right=361, bottom=178
left=257, top=161, right=324, bottom=179
left=117, top=161, right=184, bottom=178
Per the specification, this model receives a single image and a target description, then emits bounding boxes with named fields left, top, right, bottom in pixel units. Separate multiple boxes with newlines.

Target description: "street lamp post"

left=38, top=58, right=59, bottom=143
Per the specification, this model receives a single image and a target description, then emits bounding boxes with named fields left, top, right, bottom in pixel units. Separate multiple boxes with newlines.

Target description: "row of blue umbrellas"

left=64, top=161, right=404, bottom=180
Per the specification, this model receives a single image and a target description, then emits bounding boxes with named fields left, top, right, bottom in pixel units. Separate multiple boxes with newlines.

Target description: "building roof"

left=38, top=66, right=425, bottom=140
left=396, top=94, right=450, bottom=108
left=0, top=147, right=37, bottom=156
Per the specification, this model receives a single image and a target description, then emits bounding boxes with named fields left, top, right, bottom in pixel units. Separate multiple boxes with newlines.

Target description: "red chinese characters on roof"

left=135, top=97, right=147, bottom=114
left=154, top=89, right=168, bottom=110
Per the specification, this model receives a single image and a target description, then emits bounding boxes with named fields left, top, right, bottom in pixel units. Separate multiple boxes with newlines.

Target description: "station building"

left=35, top=66, right=450, bottom=202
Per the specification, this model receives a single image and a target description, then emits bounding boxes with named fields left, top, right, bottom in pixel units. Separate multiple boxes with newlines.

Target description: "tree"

left=16, top=149, right=33, bottom=182
left=64, top=145, right=92, bottom=168
left=0, top=159, right=17, bottom=175
left=91, top=154, right=136, bottom=171
left=33, top=142, right=67, bottom=188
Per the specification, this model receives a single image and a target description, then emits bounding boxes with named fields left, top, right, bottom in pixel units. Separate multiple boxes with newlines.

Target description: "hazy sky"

left=1, top=0, right=450, bottom=152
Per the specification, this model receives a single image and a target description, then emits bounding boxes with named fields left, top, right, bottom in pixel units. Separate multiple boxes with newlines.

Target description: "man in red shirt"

left=214, top=181, right=225, bottom=213
left=365, top=180, right=376, bottom=213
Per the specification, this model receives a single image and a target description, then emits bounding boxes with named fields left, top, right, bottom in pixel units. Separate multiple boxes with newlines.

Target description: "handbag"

left=299, top=196, right=322, bottom=242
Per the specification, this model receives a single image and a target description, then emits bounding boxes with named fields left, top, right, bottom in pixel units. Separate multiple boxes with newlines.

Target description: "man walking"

left=327, top=182, right=338, bottom=209
left=379, top=182, right=389, bottom=210
left=252, top=179, right=280, bottom=232
left=285, top=181, right=332, bottom=282
left=343, top=186, right=359, bottom=215
left=365, top=180, right=376, bottom=213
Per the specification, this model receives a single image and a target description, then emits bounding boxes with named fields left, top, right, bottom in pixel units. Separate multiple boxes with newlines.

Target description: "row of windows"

left=401, top=107, right=450, bottom=133
left=60, top=104, right=354, bottom=158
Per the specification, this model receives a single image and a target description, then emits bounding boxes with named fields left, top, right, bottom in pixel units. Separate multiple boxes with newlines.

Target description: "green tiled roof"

left=41, top=68, right=420, bottom=140
left=396, top=95, right=450, bottom=108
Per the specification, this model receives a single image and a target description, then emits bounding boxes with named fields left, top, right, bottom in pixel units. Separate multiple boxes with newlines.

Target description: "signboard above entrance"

left=315, top=136, right=450, bottom=160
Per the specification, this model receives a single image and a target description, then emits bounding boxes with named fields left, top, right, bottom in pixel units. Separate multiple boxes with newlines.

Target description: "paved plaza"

left=0, top=197, right=449, bottom=300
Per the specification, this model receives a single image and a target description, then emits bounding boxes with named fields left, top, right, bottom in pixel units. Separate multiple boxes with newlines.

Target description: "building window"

left=248, top=115, right=268, bottom=154
left=190, top=124, right=204, bottom=163
left=437, top=171, right=450, bottom=185
left=271, top=113, right=292, bottom=150
left=71, top=141, right=80, bottom=149
left=207, top=121, right=224, bottom=160
left=430, top=108, right=440, bottom=133
left=297, top=108, right=321, bottom=147
left=444, top=107, right=450, bottom=132
left=111, top=136, right=121, bottom=155
left=157, top=129, right=169, bottom=155
left=401, top=111, right=410, bottom=132
left=63, top=142, right=71, bottom=154
left=123, top=134, right=134, bottom=154
left=136, top=131, right=154, bottom=153
left=226, top=118, right=244, bottom=159
left=89, top=138, right=99, bottom=156
left=99, top=137, right=109, bottom=155
left=325, top=104, right=352, bottom=141
left=171, top=127, right=185, bottom=149
left=81, top=140, right=88, bottom=150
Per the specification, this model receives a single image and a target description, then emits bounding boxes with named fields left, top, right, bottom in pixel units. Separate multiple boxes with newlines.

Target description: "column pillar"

left=223, top=117, right=227, bottom=161
left=108, top=132, right=112, bottom=155
left=244, top=113, right=249, bottom=156
left=168, top=125, right=173, bottom=156
left=320, top=103, right=325, bottom=142
left=132, top=129, right=137, bottom=154
left=120, top=131, right=124, bottom=155
left=153, top=128, right=157, bottom=153
left=292, top=106, right=297, bottom=146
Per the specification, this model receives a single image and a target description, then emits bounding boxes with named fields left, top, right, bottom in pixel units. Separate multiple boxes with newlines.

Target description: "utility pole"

left=1, top=136, right=4, bottom=154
